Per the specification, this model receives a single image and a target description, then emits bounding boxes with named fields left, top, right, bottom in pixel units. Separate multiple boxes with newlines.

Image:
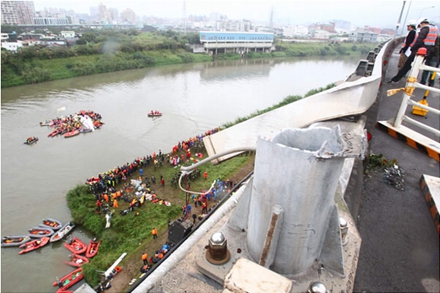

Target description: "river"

left=1, top=55, right=361, bottom=292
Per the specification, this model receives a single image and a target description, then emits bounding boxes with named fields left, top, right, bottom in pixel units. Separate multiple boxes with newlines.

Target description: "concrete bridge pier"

left=246, top=126, right=346, bottom=276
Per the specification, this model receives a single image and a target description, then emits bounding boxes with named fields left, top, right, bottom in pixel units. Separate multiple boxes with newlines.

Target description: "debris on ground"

left=383, top=164, right=405, bottom=191
left=364, top=153, right=405, bottom=191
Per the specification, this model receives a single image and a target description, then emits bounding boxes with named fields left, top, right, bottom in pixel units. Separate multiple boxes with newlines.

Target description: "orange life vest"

left=424, top=25, right=439, bottom=46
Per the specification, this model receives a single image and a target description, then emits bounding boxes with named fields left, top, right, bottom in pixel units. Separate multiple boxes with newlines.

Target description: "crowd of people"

left=85, top=127, right=221, bottom=195
left=82, top=126, right=229, bottom=280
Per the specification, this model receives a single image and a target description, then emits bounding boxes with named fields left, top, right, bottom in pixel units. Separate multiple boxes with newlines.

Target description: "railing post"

left=393, top=48, right=427, bottom=128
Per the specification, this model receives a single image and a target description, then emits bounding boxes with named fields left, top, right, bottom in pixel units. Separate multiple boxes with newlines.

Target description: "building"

left=349, top=30, right=378, bottom=43
left=1, top=41, right=24, bottom=52
left=215, top=19, right=253, bottom=32
left=33, top=17, right=71, bottom=25
left=1, top=1, right=35, bottom=25
left=1, top=33, right=10, bottom=41
left=60, top=31, right=75, bottom=39
left=121, top=8, right=136, bottom=25
left=199, top=31, right=274, bottom=55
left=312, top=29, right=330, bottom=40
left=282, top=25, right=309, bottom=38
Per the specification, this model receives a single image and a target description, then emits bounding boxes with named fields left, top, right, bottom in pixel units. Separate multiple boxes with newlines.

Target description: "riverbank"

left=66, top=133, right=255, bottom=287
left=1, top=34, right=377, bottom=88
left=107, top=157, right=256, bottom=293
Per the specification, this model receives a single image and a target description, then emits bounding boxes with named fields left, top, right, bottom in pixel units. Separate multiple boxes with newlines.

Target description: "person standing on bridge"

left=388, top=18, right=439, bottom=84
left=397, top=20, right=417, bottom=70
left=420, top=36, right=439, bottom=86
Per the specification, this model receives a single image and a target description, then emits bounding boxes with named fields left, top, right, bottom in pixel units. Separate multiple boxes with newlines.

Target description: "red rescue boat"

left=63, top=236, right=87, bottom=255
left=28, top=226, right=54, bottom=238
left=85, top=238, right=101, bottom=258
left=64, top=130, right=79, bottom=138
left=53, top=268, right=83, bottom=293
left=148, top=110, right=162, bottom=117
left=19, top=237, right=50, bottom=254
left=65, top=254, right=90, bottom=268
left=40, top=218, right=63, bottom=231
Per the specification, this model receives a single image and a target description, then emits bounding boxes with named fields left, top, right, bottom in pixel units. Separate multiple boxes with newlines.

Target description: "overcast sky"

left=33, top=0, right=439, bottom=28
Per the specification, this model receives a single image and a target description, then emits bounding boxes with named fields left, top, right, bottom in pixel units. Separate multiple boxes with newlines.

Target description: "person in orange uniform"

left=203, top=171, right=208, bottom=179
left=152, top=228, right=157, bottom=239
left=113, top=198, right=119, bottom=208
left=142, top=252, right=148, bottom=265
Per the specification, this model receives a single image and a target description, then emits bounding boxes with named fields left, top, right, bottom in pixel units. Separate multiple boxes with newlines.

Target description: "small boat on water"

left=50, top=222, right=75, bottom=243
left=148, top=111, right=162, bottom=117
left=85, top=238, right=101, bottom=258
left=53, top=267, right=83, bottom=293
left=65, top=254, right=90, bottom=268
left=64, top=130, right=80, bottom=138
left=1, top=235, right=32, bottom=247
left=48, top=129, right=61, bottom=137
left=24, top=137, right=38, bottom=145
left=28, top=226, right=54, bottom=238
left=40, top=218, right=63, bottom=231
left=64, top=236, right=87, bottom=255
left=19, top=237, right=50, bottom=254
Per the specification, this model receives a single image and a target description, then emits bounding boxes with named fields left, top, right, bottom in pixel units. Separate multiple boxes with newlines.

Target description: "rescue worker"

left=142, top=252, right=148, bottom=265
left=140, top=264, right=150, bottom=273
left=152, top=228, right=157, bottom=239
left=389, top=18, right=439, bottom=83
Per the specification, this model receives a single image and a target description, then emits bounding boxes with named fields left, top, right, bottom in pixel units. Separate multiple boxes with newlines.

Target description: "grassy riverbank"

left=1, top=29, right=377, bottom=88
left=68, top=148, right=254, bottom=287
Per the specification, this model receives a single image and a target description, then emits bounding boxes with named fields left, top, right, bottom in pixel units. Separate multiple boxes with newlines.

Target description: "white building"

left=1, top=41, right=23, bottom=52
left=282, top=25, right=309, bottom=37
left=60, top=31, right=75, bottom=39
left=1, top=33, right=9, bottom=42
left=215, top=20, right=252, bottom=32
left=313, top=29, right=330, bottom=40
left=349, top=31, right=378, bottom=43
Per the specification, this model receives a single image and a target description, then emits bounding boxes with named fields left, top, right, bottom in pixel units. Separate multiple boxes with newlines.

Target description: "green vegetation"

left=67, top=149, right=253, bottom=286
left=366, top=153, right=398, bottom=170
left=1, top=28, right=377, bottom=88
left=274, top=41, right=375, bottom=57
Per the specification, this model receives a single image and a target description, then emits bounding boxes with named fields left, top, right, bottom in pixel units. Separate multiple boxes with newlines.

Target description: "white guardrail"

left=387, top=48, right=440, bottom=137
left=203, top=43, right=387, bottom=163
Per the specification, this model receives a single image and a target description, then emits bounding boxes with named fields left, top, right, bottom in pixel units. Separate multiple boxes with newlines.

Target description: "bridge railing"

left=378, top=46, right=440, bottom=162
left=387, top=48, right=440, bottom=137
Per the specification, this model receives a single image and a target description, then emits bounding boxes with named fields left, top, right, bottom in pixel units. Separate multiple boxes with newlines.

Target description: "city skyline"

left=31, top=0, right=439, bottom=28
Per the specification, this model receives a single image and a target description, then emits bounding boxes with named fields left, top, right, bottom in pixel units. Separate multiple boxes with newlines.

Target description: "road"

left=353, top=47, right=439, bottom=293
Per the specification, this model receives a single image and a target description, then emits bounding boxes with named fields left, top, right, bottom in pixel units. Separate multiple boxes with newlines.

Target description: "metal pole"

left=401, top=1, right=412, bottom=36
left=395, top=1, right=407, bottom=36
